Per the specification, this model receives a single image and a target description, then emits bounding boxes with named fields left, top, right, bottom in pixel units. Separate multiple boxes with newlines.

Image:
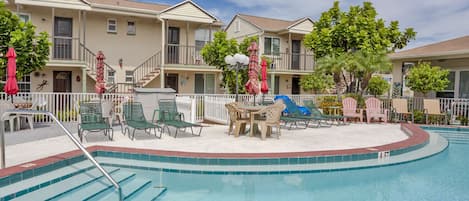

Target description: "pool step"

left=89, top=177, right=152, bottom=201
left=432, top=131, right=469, bottom=144
left=51, top=170, right=136, bottom=201
left=0, top=161, right=95, bottom=200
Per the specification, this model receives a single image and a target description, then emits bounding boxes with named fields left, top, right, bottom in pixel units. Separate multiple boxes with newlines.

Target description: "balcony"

left=165, top=44, right=208, bottom=66
left=267, top=52, right=314, bottom=72
left=50, top=37, right=82, bottom=63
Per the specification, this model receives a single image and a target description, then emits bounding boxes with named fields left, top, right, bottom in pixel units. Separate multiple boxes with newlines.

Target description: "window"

left=107, top=71, right=115, bottom=84
left=195, top=29, right=212, bottom=51
left=436, top=71, right=455, bottom=98
left=107, top=19, right=117, bottom=33
left=194, top=73, right=215, bottom=94
left=0, top=74, right=31, bottom=92
left=127, top=21, right=136, bottom=35
left=125, top=71, right=133, bottom=82
left=235, top=20, right=240, bottom=32
left=264, top=37, right=280, bottom=55
left=17, top=13, right=30, bottom=22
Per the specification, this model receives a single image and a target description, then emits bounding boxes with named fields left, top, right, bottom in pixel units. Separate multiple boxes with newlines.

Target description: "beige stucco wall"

left=226, top=17, right=261, bottom=40
left=30, top=67, right=84, bottom=92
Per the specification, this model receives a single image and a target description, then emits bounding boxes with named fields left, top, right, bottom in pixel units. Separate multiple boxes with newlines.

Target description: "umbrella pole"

left=10, top=95, right=13, bottom=104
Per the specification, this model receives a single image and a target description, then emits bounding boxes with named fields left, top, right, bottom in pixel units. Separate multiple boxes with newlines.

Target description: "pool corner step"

left=8, top=167, right=120, bottom=201
left=90, top=177, right=152, bottom=201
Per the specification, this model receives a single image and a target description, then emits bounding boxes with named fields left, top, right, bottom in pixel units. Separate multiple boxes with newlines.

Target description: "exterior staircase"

left=112, top=51, right=162, bottom=93
left=0, top=162, right=167, bottom=201
left=132, top=51, right=162, bottom=89
left=80, top=43, right=117, bottom=93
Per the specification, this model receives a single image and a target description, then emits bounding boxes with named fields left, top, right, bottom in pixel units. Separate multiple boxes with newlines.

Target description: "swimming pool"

left=116, top=127, right=467, bottom=201
left=0, top=126, right=465, bottom=200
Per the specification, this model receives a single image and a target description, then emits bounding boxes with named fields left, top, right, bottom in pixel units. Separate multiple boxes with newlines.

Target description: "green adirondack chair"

left=123, top=102, right=161, bottom=140
left=157, top=99, right=202, bottom=138
left=78, top=102, right=113, bottom=142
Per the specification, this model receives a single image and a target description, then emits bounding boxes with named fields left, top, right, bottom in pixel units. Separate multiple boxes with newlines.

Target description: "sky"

left=140, top=0, right=469, bottom=50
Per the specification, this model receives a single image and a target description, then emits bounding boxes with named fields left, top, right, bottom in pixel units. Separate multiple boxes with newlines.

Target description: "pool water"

left=117, top=128, right=469, bottom=201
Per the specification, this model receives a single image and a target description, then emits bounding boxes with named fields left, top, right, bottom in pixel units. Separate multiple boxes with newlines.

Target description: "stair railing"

left=132, top=51, right=162, bottom=88
left=79, top=43, right=117, bottom=89
left=0, top=110, right=123, bottom=201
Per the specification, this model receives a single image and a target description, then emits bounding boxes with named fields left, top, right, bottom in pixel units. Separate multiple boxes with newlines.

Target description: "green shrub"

left=412, top=110, right=424, bottom=124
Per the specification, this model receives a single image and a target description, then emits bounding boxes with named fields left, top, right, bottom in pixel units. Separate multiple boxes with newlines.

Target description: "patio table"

left=237, top=105, right=267, bottom=137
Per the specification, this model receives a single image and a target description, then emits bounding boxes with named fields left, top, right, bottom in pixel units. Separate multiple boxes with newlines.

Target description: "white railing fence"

left=2, top=92, right=468, bottom=125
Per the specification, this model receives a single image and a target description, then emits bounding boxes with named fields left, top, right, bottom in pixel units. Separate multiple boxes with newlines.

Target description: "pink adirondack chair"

left=365, top=97, right=388, bottom=123
left=342, top=97, right=363, bottom=122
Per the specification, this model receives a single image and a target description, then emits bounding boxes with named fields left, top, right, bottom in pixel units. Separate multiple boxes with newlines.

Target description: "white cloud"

left=223, top=0, right=469, bottom=50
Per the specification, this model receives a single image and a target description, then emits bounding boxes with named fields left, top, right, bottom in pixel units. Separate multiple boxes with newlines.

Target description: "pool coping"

left=0, top=123, right=428, bottom=179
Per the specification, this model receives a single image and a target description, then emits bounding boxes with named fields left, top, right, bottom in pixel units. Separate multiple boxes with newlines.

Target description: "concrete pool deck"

left=2, top=123, right=409, bottom=168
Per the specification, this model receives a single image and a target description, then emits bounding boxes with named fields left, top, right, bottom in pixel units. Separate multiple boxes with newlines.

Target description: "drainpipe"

left=157, top=17, right=166, bottom=88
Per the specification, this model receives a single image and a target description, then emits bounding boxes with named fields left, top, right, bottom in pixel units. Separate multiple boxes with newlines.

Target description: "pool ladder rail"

left=0, top=109, right=123, bottom=201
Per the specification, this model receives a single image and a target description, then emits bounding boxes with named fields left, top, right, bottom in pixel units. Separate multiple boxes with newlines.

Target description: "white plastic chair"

left=101, top=101, right=115, bottom=128
left=0, top=100, right=19, bottom=132
left=19, top=97, right=48, bottom=130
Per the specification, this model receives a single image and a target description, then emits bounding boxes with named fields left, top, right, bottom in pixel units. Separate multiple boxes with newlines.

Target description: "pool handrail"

left=0, top=109, right=123, bottom=201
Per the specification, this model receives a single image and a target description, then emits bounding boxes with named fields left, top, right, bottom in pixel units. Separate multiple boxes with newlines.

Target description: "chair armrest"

left=152, top=109, right=161, bottom=122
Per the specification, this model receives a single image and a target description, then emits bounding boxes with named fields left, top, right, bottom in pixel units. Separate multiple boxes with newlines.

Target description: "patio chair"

left=303, top=100, right=346, bottom=125
left=78, top=102, right=113, bottom=142
left=392, top=99, right=414, bottom=123
left=157, top=99, right=203, bottom=138
left=18, top=97, right=48, bottom=130
left=279, top=98, right=328, bottom=129
left=225, top=102, right=249, bottom=136
left=342, top=97, right=363, bottom=122
left=252, top=100, right=286, bottom=140
left=364, top=97, right=388, bottom=123
left=123, top=102, right=161, bottom=140
left=0, top=100, right=19, bottom=132
left=423, top=99, right=447, bottom=124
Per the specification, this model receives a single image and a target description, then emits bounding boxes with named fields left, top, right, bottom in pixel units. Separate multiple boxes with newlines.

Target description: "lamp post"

left=225, top=53, right=249, bottom=102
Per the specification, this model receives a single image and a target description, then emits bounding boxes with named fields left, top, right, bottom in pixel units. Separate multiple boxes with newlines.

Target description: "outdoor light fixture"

left=225, top=53, right=249, bottom=101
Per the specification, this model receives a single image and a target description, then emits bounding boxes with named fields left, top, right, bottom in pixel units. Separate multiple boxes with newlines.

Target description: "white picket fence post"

left=203, top=96, right=234, bottom=124
left=175, top=96, right=197, bottom=123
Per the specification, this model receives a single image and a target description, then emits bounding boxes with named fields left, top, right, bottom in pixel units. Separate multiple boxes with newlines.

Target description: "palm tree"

left=352, top=50, right=392, bottom=95
left=316, top=53, right=350, bottom=97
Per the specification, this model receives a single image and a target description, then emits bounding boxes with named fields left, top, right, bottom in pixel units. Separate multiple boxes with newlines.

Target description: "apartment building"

left=225, top=14, right=314, bottom=94
left=4, top=0, right=223, bottom=93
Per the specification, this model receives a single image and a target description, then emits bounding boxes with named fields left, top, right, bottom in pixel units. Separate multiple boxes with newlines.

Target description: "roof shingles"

left=87, top=0, right=171, bottom=12
left=238, top=14, right=301, bottom=32
left=390, top=35, right=469, bottom=59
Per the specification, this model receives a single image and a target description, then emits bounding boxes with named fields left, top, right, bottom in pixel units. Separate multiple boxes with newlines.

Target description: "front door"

left=165, top=73, right=179, bottom=93
left=291, top=40, right=301, bottom=70
left=53, top=71, right=72, bottom=92
left=292, top=76, right=300, bottom=94
left=54, top=17, right=73, bottom=60
left=167, top=27, right=180, bottom=64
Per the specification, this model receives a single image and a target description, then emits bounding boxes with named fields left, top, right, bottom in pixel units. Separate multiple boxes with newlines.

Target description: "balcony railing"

left=165, top=44, right=207, bottom=66
left=267, top=52, right=314, bottom=72
left=51, top=37, right=81, bottom=61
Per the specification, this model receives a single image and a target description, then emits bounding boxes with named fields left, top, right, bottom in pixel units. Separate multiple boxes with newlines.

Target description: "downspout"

left=157, top=16, right=166, bottom=88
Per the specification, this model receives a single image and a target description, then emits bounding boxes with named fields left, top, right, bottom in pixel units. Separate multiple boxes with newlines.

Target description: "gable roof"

left=390, top=35, right=469, bottom=60
left=232, top=14, right=313, bottom=32
left=160, top=0, right=219, bottom=22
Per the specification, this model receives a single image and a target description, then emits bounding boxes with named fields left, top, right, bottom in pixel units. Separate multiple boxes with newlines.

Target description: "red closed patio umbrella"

left=4, top=47, right=19, bottom=103
left=260, top=58, right=269, bottom=103
left=245, top=41, right=260, bottom=104
left=95, top=51, right=106, bottom=98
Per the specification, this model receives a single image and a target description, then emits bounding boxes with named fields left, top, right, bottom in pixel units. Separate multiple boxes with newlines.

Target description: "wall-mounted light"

left=118, top=58, right=123, bottom=68
left=41, top=18, right=46, bottom=22
left=76, top=75, right=81, bottom=82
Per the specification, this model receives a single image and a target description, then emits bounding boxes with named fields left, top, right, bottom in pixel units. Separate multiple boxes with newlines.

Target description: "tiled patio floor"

left=2, top=123, right=407, bottom=168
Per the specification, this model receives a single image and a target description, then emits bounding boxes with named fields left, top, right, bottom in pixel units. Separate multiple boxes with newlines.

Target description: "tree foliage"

left=406, top=62, right=449, bottom=95
left=315, top=53, right=349, bottom=95
left=300, top=71, right=334, bottom=94
left=201, top=31, right=257, bottom=94
left=0, top=2, right=50, bottom=79
left=367, top=76, right=390, bottom=96
left=304, top=1, right=416, bottom=58
left=347, top=50, right=392, bottom=94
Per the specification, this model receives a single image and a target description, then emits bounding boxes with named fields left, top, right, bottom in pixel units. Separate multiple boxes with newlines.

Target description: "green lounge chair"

left=303, top=100, right=346, bottom=125
left=157, top=99, right=202, bottom=138
left=123, top=102, right=161, bottom=140
left=281, top=98, right=331, bottom=128
left=78, top=102, right=113, bottom=142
